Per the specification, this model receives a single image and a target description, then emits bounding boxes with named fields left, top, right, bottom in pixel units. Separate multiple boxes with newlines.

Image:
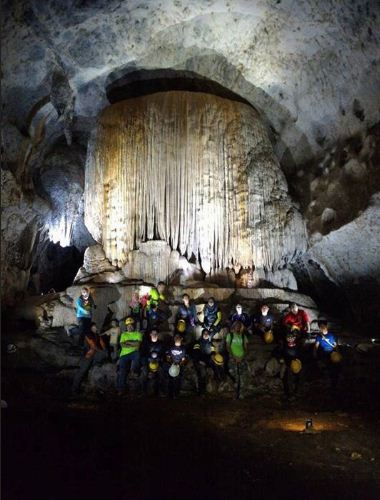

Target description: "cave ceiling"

left=2, top=0, right=380, bottom=167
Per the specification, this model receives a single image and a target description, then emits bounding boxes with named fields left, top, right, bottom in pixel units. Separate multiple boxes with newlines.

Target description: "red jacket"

left=283, top=309, right=310, bottom=331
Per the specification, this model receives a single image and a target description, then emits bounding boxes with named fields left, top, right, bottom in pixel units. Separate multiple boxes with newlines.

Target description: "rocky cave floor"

left=2, top=321, right=380, bottom=500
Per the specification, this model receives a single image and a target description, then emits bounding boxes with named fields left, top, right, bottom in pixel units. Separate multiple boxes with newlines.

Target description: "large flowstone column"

left=84, top=90, right=306, bottom=278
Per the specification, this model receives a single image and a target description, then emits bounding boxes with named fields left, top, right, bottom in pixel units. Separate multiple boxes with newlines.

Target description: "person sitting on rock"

left=314, top=319, right=341, bottom=391
left=192, top=329, right=225, bottom=395
left=100, top=319, right=120, bottom=362
left=228, top=303, right=251, bottom=330
left=146, top=303, right=161, bottom=331
left=129, top=291, right=143, bottom=330
left=146, top=282, right=171, bottom=325
left=252, top=303, right=274, bottom=335
left=226, top=320, right=250, bottom=399
left=283, top=303, right=310, bottom=336
left=140, top=329, right=165, bottom=396
left=72, top=322, right=107, bottom=394
left=176, top=293, right=198, bottom=335
left=66, top=287, right=96, bottom=346
left=116, top=317, right=143, bottom=396
left=165, top=334, right=187, bottom=399
left=147, top=281, right=166, bottom=309
left=202, top=297, right=222, bottom=338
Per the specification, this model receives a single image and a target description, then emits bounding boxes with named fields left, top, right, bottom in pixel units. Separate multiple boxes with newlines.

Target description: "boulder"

left=343, top=159, right=367, bottom=181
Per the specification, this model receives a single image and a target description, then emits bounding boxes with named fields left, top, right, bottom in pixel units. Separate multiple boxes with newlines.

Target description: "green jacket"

left=119, top=330, right=143, bottom=357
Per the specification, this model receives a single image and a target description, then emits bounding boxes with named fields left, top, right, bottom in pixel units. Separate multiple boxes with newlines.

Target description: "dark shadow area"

left=291, top=257, right=353, bottom=323
left=2, top=319, right=380, bottom=500
left=34, top=242, right=84, bottom=293
left=2, top=393, right=380, bottom=500
left=106, top=68, right=254, bottom=108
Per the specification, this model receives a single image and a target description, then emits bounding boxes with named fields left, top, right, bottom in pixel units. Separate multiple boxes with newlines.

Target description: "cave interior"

left=2, top=1, right=380, bottom=499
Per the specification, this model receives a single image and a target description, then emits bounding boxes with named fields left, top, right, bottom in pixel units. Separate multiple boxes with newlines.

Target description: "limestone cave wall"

left=85, top=91, right=306, bottom=276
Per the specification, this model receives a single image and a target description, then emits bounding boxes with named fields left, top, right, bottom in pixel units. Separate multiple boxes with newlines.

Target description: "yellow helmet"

left=212, top=353, right=224, bottom=366
left=125, top=317, right=135, bottom=326
left=149, top=360, right=159, bottom=373
left=330, top=351, right=342, bottom=364
left=290, top=358, right=302, bottom=374
left=291, top=325, right=300, bottom=332
left=177, top=319, right=186, bottom=333
left=193, top=343, right=201, bottom=350
left=263, top=330, right=274, bottom=344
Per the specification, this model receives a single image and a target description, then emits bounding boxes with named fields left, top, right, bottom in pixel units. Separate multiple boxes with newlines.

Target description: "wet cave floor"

left=2, top=367, right=380, bottom=500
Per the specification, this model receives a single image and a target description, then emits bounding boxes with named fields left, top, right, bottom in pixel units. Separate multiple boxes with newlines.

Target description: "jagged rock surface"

left=2, top=1, right=380, bottom=165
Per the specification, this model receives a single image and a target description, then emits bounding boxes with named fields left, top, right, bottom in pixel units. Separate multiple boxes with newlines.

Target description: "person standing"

left=116, top=317, right=143, bottom=395
left=66, top=287, right=96, bottom=346
left=192, top=329, right=224, bottom=395
left=141, top=329, right=165, bottom=396
left=100, top=319, right=120, bottom=362
left=166, top=335, right=187, bottom=398
left=129, top=291, right=143, bottom=330
left=226, top=321, right=250, bottom=399
left=279, top=328, right=302, bottom=401
left=314, top=320, right=341, bottom=391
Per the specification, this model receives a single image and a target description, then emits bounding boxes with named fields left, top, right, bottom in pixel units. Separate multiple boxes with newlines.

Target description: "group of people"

left=68, top=285, right=342, bottom=400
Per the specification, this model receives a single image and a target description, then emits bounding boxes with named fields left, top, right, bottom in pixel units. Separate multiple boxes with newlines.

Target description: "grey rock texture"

left=301, top=194, right=380, bottom=328
left=1, top=169, right=49, bottom=305
left=290, top=125, right=380, bottom=237
left=2, top=0, right=380, bottom=166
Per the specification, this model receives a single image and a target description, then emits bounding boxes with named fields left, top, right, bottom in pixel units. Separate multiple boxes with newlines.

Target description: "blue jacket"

left=316, top=332, right=336, bottom=353
left=176, top=303, right=197, bottom=326
left=76, top=295, right=95, bottom=319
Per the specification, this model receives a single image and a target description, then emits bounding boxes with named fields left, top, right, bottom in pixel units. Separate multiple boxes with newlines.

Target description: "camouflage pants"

left=228, top=358, right=251, bottom=398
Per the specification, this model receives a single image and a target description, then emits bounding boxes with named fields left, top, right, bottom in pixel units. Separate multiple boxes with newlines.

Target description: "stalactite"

left=85, top=91, right=306, bottom=277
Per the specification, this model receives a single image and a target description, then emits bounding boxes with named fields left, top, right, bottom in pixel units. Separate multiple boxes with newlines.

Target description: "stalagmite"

left=84, top=91, right=306, bottom=279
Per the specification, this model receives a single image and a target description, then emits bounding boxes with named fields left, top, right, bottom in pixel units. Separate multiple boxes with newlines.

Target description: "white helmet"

left=169, top=363, right=180, bottom=378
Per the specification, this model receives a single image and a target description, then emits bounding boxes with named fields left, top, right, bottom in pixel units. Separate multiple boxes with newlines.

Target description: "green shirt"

left=147, top=288, right=165, bottom=309
left=226, top=332, right=246, bottom=359
left=119, top=331, right=143, bottom=357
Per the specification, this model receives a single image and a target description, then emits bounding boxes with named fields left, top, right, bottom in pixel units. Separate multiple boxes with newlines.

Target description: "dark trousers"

left=165, top=365, right=183, bottom=398
left=168, top=375, right=182, bottom=398
left=131, top=311, right=143, bottom=331
left=72, top=350, right=107, bottom=392
left=117, top=351, right=140, bottom=390
left=193, top=356, right=224, bottom=394
left=70, top=317, right=92, bottom=346
left=318, top=351, right=340, bottom=390
left=141, top=365, right=161, bottom=395
left=282, top=366, right=300, bottom=398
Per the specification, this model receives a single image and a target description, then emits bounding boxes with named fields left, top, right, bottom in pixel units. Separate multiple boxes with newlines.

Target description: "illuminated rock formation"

left=85, top=91, right=306, bottom=279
